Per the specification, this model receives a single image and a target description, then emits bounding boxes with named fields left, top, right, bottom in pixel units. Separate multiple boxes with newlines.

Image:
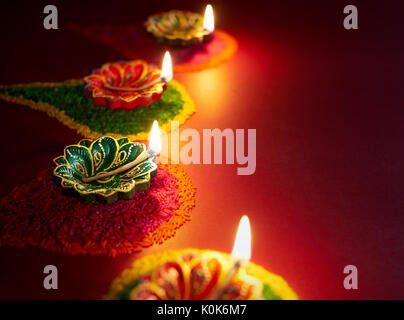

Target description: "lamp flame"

left=160, top=51, right=173, bottom=83
left=148, top=120, right=162, bottom=155
left=203, top=4, right=215, bottom=33
left=231, top=215, right=251, bottom=261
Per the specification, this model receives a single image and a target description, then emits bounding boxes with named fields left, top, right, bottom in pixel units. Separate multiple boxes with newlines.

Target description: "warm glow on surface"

left=203, top=4, right=215, bottom=33
left=160, top=51, right=173, bottom=82
left=148, top=120, right=162, bottom=155
left=231, top=215, right=251, bottom=261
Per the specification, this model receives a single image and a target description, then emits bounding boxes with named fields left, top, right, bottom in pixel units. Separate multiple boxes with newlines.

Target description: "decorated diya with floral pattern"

left=53, top=136, right=158, bottom=204
left=84, top=60, right=167, bottom=110
left=144, top=9, right=214, bottom=47
left=105, top=249, right=297, bottom=300
left=106, top=217, right=298, bottom=300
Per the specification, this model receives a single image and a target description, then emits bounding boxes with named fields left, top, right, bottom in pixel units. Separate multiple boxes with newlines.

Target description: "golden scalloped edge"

left=104, top=248, right=298, bottom=300
left=0, top=79, right=195, bottom=141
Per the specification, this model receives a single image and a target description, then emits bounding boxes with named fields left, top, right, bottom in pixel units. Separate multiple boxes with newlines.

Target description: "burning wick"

left=203, top=4, right=215, bottom=33
left=104, top=51, right=173, bottom=92
left=160, top=51, right=173, bottom=83
left=148, top=120, right=162, bottom=162
left=82, top=121, right=161, bottom=183
left=210, top=215, right=251, bottom=299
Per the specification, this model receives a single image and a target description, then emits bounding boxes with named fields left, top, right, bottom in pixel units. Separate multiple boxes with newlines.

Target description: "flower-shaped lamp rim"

left=84, top=60, right=167, bottom=109
left=52, top=137, right=158, bottom=203
left=105, top=249, right=298, bottom=300
left=144, top=10, right=213, bottom=46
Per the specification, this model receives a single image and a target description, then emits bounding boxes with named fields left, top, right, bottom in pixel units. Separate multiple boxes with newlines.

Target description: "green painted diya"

left=144, top=10, right=213, bottom=47
left=53, top=136, right=157, bottom=204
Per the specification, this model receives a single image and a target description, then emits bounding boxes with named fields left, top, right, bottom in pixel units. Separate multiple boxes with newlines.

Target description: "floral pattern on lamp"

left=53, top=136, right=157, bottom=204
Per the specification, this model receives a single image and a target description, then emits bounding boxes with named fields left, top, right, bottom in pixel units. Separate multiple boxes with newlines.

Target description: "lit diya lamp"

left=84, top=52, right=173, bottom=110
left=144, top=4, right=215, bottom=47
left=105, top=216, right=298, bottom=300
left=53, top=121, right=162, bottom=204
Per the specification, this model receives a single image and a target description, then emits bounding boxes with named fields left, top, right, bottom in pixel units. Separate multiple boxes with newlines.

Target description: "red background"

left=1, top=0, right=403, bottom=299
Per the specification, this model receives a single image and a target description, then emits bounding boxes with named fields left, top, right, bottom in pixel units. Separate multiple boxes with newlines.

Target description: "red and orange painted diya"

left=105, top=249, right=298, bottom=300
left=84, top=60, right=167, bottom=110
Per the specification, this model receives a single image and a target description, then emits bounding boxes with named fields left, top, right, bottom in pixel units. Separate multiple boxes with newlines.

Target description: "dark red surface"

left=67, top=23, right=230, bottom=69
left=1, top=0, right=404, bottom=299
